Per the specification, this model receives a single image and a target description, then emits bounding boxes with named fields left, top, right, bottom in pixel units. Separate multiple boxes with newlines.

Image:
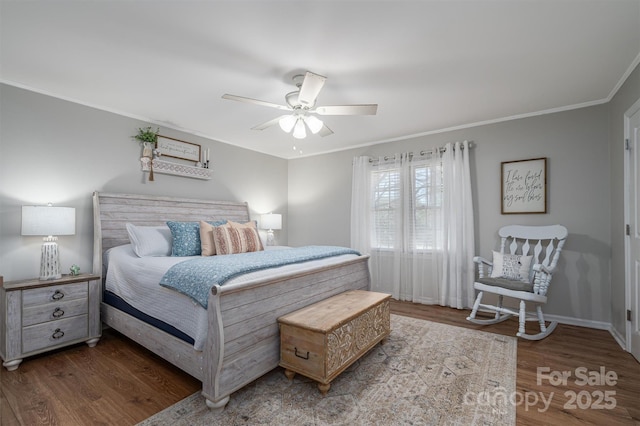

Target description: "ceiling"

left=2, top=1, right=639, bottom=160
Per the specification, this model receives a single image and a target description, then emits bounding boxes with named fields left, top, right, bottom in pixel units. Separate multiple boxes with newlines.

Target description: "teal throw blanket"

left=159, top=246, right=360, bottom=308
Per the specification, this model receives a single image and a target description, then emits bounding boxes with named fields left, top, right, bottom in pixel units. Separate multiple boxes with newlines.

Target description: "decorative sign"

left=156, top=135, right=201, bottom=162
left=501, top=157, right=547, bottom=214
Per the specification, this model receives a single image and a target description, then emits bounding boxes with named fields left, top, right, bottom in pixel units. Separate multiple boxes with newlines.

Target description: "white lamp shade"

left=22, top=206, right=76, bottom=236
left=260, top=213, right=282, bottom=230
left=292, top=119, right=307, bottom=139
left=279, top=115, right=297, bottom=133
left=305, top=115, right=324, bottom=134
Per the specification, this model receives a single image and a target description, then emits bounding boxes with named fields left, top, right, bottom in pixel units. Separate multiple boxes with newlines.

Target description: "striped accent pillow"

left=213, top=225, right=264, bottom=255
left=199, top=221, right=230, bottom=256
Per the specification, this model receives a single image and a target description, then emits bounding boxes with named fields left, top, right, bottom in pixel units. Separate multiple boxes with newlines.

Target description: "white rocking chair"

left=467, top=225, right=568, bottom=340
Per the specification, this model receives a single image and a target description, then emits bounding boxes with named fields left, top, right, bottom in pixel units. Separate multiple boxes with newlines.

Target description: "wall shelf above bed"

left=140, top=157, right=212, bottom=180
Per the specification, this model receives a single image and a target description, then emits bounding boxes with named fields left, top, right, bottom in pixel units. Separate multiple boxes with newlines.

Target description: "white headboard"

left=92, top=192, right=250, bottom=277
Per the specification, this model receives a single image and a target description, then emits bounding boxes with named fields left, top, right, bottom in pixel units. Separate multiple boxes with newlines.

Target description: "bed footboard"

left=201, top=255, right=370, bottom=408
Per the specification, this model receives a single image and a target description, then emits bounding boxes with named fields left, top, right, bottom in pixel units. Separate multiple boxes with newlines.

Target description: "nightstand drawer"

left=22, top=298, right=88, bottom=327
left=22, top=315, right=88, bottom=354
left=22, top=282, right=87, bottom=308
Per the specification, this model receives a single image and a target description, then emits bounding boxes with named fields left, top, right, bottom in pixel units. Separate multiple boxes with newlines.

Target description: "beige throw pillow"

left=200, top=221, right=231, bottom=256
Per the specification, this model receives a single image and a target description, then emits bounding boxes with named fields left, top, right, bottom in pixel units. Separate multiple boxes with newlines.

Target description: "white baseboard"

left=608, top=326, right=627, bottom=351
left=476, top=307, right=611, bottom=329
left=544, top=313, right=610, bottom=330
left=533, top=313, right=627, bottom=351
left=477, top=308, right=627, bottom=351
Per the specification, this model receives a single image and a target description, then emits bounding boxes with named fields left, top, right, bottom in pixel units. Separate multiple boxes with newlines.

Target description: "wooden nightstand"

left=0, top=274, right=101, bottom=371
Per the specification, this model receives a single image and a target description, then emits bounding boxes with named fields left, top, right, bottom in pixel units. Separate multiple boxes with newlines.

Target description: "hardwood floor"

left=2, top=301, right=638, bottom=425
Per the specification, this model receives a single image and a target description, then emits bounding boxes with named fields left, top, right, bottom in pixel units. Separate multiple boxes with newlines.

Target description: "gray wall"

left=2, top=63, right=638, bottom=328
left=0, top=84, right=288, bottom=281
left=609, top=64, right=640, bottom=337
left=289, top=104, right=612, bottom=323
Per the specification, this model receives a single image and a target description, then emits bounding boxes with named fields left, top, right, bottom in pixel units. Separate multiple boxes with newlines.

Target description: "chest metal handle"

left=294, top=347, right=309, bottom=360
left=52, top=307, right=65, bottom=318
left=51, top=290, right=64, bottom=301
left=52, top=328, right=65, bottom=339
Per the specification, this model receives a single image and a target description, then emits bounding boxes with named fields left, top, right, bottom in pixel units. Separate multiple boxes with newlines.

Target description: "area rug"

left=138, top=314, right=516, bottom=425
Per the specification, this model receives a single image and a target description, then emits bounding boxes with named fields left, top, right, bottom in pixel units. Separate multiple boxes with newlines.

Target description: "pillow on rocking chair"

left=490, top=251, right=533, bottom=283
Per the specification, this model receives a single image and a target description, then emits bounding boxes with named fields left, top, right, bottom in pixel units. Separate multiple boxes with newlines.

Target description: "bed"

left=92, top=192, right=371, bottom=409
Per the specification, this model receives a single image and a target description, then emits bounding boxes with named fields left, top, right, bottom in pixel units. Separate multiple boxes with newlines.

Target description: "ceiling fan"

left=222, top=71, right=377, bottom=139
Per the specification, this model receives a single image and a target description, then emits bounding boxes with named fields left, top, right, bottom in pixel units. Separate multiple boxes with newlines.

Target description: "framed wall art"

left=501, top=157, right=547, bottom=214
left=156, top=135, right=201, bottom=162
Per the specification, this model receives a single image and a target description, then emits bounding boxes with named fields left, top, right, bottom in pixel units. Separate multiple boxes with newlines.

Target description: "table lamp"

left=21, top=204, right=76, bottom=280
left=260, top=213, right=282, bottom=246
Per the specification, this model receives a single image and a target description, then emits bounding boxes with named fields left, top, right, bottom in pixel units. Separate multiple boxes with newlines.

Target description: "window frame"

left=370, top=157, right=443, bottom=252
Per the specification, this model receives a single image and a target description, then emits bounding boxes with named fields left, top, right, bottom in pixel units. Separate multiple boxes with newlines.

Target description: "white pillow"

left=490, top=251, right=533, bottom=283
left=125, top=223, right=172, bottom=257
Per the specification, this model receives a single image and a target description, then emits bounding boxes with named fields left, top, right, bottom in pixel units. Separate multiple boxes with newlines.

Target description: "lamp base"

left=266, top=229, right=275, bottom=246
left=40, top=241, right=62, bottom=280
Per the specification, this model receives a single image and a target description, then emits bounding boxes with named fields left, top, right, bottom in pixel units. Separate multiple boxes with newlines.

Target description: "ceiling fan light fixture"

left=223, top=70, right=377, bottom=139
left=304, top=115, right=324, bottom=134
left=292, top=118, right=307, bottom=139
left=279, top=115, right=297, bottom=133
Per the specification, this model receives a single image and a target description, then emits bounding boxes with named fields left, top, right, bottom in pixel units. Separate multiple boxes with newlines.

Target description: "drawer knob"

left=51, top=290, right=65, bottom=301
left=294, top=347, right=309, bottom=360
left=52, top=328, right=65, bottom=339
left=52, top=307, right=65, bottom=318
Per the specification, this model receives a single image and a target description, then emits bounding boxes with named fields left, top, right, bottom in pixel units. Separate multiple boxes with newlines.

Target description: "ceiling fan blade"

left=297, top=71, right=326, bottom=108
left=318, top=124, right=334, bottom=137
left=314, top=104, right=378, bottom=116
left=251, top=115, right=290, bottom=131
left=222, top=94, right=292, bottom=111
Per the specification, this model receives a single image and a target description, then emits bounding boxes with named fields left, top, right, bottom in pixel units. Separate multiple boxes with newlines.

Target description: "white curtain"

left=350, top=141, right=475, bottom=308
left=440, top=141, right=475, bottom=308
left=350, top=156, right=372, bottom=254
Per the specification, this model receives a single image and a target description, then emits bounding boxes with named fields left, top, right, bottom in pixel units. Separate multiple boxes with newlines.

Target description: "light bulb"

left=293, top=118, right=307, bottom=139
left=279, top=115, right=297, bottom=133
left=304, top=115, right=323, bottom=134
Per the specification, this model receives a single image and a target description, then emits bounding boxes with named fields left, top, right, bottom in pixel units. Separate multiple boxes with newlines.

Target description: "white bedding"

left=104, top=244, right=360, bottom=350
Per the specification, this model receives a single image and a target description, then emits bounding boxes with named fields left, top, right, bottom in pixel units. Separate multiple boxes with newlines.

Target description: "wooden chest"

left=278, top=290, right=391, bottom=394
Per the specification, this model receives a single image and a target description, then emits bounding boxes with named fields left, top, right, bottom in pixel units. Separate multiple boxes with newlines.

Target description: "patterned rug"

left=139, top=314, right=516, bottom=425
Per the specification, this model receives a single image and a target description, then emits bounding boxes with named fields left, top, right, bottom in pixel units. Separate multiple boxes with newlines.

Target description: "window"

left=371, top=159, right=442, bottom=251
left=413, top=163, right=443, bottom=250
left=372, top=166, right=399, bottom=249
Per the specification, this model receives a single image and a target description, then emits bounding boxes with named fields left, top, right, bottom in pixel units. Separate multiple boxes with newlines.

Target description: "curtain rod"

left=368, top=141, right=473, bottom=163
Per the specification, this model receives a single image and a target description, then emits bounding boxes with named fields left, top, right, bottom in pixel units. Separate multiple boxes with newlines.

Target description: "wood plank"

left=21, top=315, right=88, bottom=354
left=278, top=290, right=390, bottom=332
left=101, top=303, right=204, bottom=380
left=3, top=292, right=22, bottom=361
left=220, top=275, right=368, bottom=356
left=22, top=298, right=87, bottom=327
left=219, top=257, right=370, bottom=322
left=94, top=191, right=251, bottom=255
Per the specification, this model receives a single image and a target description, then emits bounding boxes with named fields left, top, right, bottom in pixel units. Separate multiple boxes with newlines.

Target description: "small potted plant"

left=133, top=126, right=159, bottom=143
left=133, top=126, right=159, bottom=157
left=133, top=126, right=159, bottom=181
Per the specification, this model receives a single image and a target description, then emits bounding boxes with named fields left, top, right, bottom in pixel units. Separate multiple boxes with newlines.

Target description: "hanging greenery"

left=133, top=126, right=159, bottom=143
